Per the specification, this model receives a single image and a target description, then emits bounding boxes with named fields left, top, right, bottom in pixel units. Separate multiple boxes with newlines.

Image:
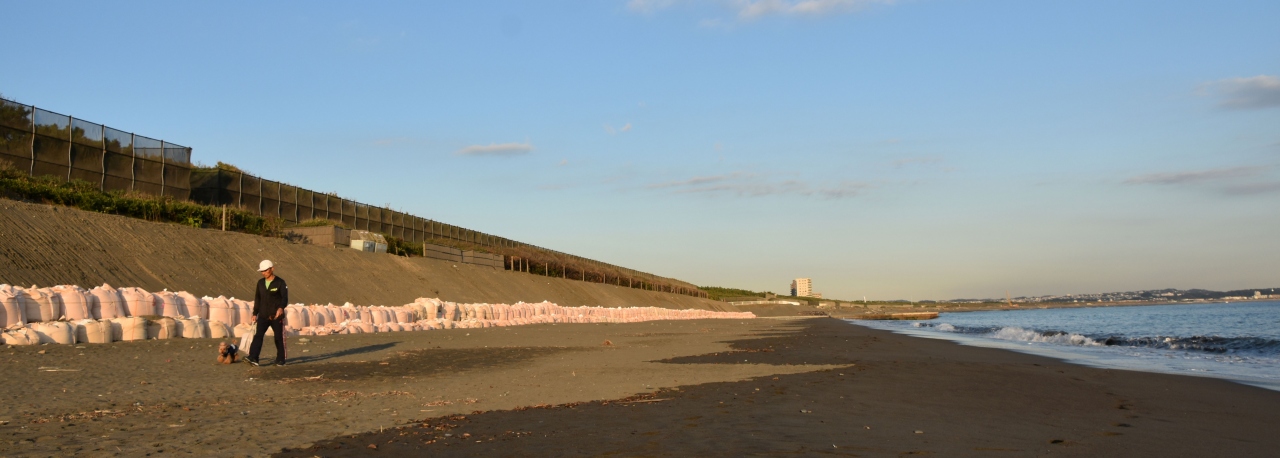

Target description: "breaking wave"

left=911, top=322, right=1280, bottom=355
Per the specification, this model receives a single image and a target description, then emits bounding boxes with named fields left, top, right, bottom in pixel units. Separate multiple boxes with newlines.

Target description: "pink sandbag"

left=32, top=321, right=76, bottom=344
left=285, top=306, right=307, bottom=330
left=0, top=285, right=27, bottom=326
left=119, top=287, right=158, bottom=317
left=154, top=290, right=187, bottom=318
left=147, top=317, right=179, bottom=340
left=307, top=308, right=327, bottom=326
left=229, top=298, right=253, bottom=325
left=208, top=320, right=233, bottom=339
left=25, top=287, right=64, bottom=322
left=207, top=296, right=237, bottom=326
left=109, top=317, right=147, bottom=341
left=75, top=319, right=113, bottom=344
left=89, top=284, right=127, bottom=319
left=2, top=325, right=39, bottom=345
left=53, top=285, right=93, bottom=321
left=177, top=291, right=208, bottom=319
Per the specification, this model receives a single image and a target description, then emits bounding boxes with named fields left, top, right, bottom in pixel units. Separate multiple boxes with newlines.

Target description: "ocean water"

left=849, top=301, right=1280, bottom=391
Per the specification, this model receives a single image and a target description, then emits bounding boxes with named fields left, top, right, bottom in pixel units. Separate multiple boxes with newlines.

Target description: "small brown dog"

left=218, top=341, right=239, bottom=364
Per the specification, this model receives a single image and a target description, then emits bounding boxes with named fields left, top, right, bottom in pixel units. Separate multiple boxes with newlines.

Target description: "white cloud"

left=647, top=171, right=870, bottom=198
left=733, top=0, right=897, bottom=19
left=1122, top=166, right=1268, bottom=186
left=1123, top=165, right=1280, bottom=196
left=605, top=123, right=633, bottom=135
left=627, top=0, right=680, bottom=14
left=1204, top=75, right=1280, bottom=110
left=818, top=181, right=873, bottom=198
left=891, top=156, right=943, bottom=168
left=454, top=142, right=534, bottom=156
left=626, top=0, right=896, bottom=21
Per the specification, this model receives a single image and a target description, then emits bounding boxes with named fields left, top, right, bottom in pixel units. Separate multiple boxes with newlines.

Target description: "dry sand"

left=5, top=317, right=1279, bottom=457
left=0, top=318, right=831, bottom=457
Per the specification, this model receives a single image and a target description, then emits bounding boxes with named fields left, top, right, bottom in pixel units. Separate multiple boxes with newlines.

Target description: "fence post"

left=27, top=105, right=34, bottom=176
left=159, top=141, right=166, bottom=197
left=65, top=118, right=72, bottom=182
left=129, top=133, right=137, bottom=192
left=222, top=204, right=227, bottom=231
left=99, top=127, right=106, bottom=191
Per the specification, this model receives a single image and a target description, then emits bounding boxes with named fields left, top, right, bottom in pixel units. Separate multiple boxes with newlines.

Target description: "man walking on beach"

left=248, top=260, right=288, bottom=366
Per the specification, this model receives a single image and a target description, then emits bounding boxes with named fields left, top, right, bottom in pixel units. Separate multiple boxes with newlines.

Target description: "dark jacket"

left=253, top=276, right=289, bottom=321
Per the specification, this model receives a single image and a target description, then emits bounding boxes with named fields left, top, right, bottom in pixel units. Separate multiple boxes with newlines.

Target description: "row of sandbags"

left=291, top=298, right=756, bottom=335
left=0, top=284, right=235, bottom=326
left=0, top=315, right=300, bottom=346
left=2, top=283, right=755, bottom=345
left=3, top=317, right=201, bottom=345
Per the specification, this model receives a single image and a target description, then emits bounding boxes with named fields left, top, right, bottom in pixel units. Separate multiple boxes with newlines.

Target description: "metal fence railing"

left=187, top=167, right=705, bottom=297
left=0, top=97, right=192, bottom=199
left=190, top=167, right=537, bottom=248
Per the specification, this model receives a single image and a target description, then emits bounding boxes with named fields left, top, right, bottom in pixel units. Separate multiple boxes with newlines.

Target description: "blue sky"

left=3, top=0, right=1278, bottom=300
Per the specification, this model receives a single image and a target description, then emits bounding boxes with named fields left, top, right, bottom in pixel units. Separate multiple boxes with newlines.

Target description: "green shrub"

left=0, top=164, right=273, bottom=235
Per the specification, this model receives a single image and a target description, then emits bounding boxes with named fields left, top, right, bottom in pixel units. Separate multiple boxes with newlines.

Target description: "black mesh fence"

left=0, top=97, right=191, bottom=195
left=0, top=96, right=705, bottom=298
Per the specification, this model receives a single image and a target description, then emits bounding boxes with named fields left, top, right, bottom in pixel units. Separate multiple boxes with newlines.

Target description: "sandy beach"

left=3, top=317, right=1277, bottom=457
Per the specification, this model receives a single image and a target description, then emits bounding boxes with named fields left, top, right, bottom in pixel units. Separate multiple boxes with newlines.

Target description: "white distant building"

left=791, top=278, right=812, bottom=297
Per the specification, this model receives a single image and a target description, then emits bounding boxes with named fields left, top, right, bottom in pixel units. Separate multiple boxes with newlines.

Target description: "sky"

left=2, top=0, right=1277, bottom=301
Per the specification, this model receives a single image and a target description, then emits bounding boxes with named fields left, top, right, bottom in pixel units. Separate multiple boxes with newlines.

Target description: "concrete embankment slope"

left=0, top=199, right=733, bottom=311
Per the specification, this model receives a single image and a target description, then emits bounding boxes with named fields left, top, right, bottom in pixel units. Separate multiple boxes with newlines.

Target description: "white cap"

left=258, top=260, right=274, bottom=272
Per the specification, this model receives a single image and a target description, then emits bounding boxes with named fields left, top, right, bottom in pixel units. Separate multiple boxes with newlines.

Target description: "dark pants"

left=248, top=318, right=285, bottom=363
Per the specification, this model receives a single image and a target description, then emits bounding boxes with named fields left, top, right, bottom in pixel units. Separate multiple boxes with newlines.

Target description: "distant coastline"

left=828, top=297, right=1279, bottom=318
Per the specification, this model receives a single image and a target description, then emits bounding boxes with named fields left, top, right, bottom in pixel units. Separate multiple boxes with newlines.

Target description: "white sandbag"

left=25, top=287, right=64, bottom=322
left=75, top=319, right=113, bottom=344
left=146, top=317, right=179, bottom=340
left=177, top=292, right=207, bottom=319
left=207, top=296, right=237, bottom=327
left=285, top=306, right=307, bottom=330
left=0, top=285, right=27, bottom=326
left=32, top=321, right=76, bottom=344
left=120, top=287, right=158, bottom=317
left=89, top=284, right=127, bottom=319
left=231, top=299, right=254, bottom=325
left=177, top=317, right=209, bottom=339
left=233, top=322, right=255, bottom=338
left=2, top=325, right=39, bottom=345
left=154, top=290, right=187, bottom=318
left=109, top=317, right=148, bottom=341
left=307, top=308, right=326, bottom=327
left=208, top=320, right=233, bottom=339
left=53, top=285, right=93, bottom=321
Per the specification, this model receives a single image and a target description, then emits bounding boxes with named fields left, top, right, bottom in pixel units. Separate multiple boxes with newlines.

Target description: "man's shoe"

left=275, top=361, right=286, bottom=366
left=247, top=359, right=261, bottom=367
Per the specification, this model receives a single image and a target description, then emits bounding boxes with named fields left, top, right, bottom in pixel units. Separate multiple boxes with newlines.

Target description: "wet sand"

left=5, top=318, right=1279, bottom=457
